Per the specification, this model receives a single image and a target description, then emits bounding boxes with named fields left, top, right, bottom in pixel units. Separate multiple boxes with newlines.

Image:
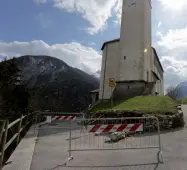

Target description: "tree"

left=166, top=85, right=179, bottom=100
left=0, top=58, right=30, bottom=119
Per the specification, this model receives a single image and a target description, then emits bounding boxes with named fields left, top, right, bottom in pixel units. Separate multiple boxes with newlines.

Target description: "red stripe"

left=102, top=125, right=114, bottom=133
left=89, top=125, right=101, bottom=133
left=116, top=124, right=128, bottom=132
left=62, top=116, right=69, bottom=120
left=70, top=116, right=76, bottom=120
left=56, top=116, right=62, bottom=120
left=129, top=124, right=141, bottom=132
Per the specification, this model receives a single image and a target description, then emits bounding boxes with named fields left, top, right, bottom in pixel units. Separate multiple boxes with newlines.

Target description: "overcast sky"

left=0, top=0, right=187, bottom=88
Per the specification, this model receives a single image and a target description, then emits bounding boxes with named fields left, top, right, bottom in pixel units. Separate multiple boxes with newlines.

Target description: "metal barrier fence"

left=34, top=112, right=84, bottom=130
left=67, top=117, right=163, bottom=165
left=33, top=114, right=163, bottom=167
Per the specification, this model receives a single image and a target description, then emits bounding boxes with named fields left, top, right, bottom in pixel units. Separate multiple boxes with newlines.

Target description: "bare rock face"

left=12, top=55, right=99, bottom=112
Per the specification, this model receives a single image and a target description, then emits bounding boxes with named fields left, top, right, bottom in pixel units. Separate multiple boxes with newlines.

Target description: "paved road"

left=30, top=106, right=187, bottom=170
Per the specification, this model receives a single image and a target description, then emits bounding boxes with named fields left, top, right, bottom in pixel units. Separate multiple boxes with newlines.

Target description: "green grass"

left=177, top=97, right=187, bottom=104
left=90, top=96, right=177, bottom=115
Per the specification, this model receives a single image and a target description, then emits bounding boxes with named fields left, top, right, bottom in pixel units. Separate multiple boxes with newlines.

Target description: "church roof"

left=101, top=38, right=120, bottom=50
left=152, top=47, right=164, bottom=72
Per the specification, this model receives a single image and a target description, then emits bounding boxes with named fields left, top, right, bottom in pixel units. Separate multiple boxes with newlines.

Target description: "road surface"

left=30, top=105, right=187, bottom=170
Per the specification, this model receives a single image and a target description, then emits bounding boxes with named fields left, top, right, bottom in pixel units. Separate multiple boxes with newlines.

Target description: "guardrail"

left=0, top=113, right=33, bottom=169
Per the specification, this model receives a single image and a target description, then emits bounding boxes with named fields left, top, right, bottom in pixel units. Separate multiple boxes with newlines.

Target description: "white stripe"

left=87, top=125, right=94, bottom=132
left=51, top=116, right=58, bottom=121
left=136, top=124, right=143, bottom=132
left=70, top=116, right=76, bottom=120
left=60, top=116, right=67, bottom=120
left=109, top=124, right=121, bottom=132
left=57, top=116, right=77, bottom=120
left=121, top=124, right=143, bottom=132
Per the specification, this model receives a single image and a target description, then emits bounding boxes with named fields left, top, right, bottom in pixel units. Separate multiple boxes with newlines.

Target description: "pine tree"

left=0, top=58, right=30, bottom=119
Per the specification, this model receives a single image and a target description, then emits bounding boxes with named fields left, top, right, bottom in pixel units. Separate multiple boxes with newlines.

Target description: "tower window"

left=124, top=56, right=126, bottom=60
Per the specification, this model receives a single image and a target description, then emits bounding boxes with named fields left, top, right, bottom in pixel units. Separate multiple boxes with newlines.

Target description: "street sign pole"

left=108, top=78, right=116, bottom=110
left=111, top=87, right=113, bottom=109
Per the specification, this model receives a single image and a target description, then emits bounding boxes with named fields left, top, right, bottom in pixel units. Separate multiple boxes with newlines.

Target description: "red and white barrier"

left=53, top=116, right=76, bottom=121
left=87, top=124, right=143, bottom=133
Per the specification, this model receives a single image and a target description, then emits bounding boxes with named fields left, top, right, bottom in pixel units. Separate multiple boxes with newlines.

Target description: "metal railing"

left=0, top=113, right=33, bottom=169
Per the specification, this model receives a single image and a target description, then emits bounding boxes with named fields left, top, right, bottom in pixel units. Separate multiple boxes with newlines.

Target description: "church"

left=91, top=0, right=164, bottom=103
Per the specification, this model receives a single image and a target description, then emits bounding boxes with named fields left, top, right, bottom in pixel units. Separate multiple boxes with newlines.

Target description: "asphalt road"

left=30, top=106, right=187, bottom=170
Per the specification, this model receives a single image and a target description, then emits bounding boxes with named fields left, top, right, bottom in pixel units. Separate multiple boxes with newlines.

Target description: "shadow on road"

left=24, top=121, right=81, bottom=138
left=49, top=162, right=162, bottom=170
left=139, top=127, right=185, bottom=137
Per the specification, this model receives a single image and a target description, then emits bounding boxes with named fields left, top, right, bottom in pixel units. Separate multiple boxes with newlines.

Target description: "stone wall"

left=86, top=105, right=184, bottom=131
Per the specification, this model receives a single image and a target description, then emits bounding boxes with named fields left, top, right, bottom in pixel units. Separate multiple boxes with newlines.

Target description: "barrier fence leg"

left=67, top=119, right=73, bottom=166
left=69, top=119, right=72, bottom=158
left=33, top=114, right=38, bottom=136
left=157, top=118, right=163, bottom=163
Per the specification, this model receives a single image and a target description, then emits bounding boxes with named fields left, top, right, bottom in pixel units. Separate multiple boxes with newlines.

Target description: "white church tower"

left=98, top=0, right=164, bottom=101
left=119, top=0, right=152, bottom=81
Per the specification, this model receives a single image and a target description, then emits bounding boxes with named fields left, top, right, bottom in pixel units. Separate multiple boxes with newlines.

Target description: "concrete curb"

left=3, top=125, right=39, bottom=170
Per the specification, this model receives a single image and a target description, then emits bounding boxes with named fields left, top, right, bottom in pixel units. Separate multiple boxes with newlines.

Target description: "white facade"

left=119, top=0, right=152, bottom=81
left=99, top=40, right=120, bottom=100
left=99, top=0, right=164, bottom=100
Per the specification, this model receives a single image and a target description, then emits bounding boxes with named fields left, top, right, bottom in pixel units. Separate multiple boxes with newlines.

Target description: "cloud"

left=34, top=0, right=47, bottom=4
left=35, top=0, right=122, bottom=35
left=53, top=0, right=118, bottom=34
left=157, top=21, right=162, bottom=28
left=155, top=0, right=187, bottom=87
left=157, top=27, right=187, bottom=57
left=156, top=0, right=187, bottom=27
left=157, top=26, right=187, bottom=87
left=158, top=0, right=187, bottom=11
left=0, top=40, right=102, bottom=74
left=161, top=56, right=187, bottom=87
left=113, top=0, right=122, bottom=24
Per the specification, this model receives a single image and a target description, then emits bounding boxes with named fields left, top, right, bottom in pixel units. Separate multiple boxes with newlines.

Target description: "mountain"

left=177, top=81, right=187, bottom=99
left=13, top=55, right=99, bottom=112
left=92, top=70, right=101, bottom=79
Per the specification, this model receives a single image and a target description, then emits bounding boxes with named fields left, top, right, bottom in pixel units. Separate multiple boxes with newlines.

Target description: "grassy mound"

left=90, top=96, right=177, bottom=115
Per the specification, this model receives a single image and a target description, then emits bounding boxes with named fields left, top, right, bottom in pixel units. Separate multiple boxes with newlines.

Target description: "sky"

left=0, top=0, right=187, bottom=88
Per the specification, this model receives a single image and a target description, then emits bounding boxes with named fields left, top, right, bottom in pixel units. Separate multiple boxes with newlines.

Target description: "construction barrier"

left=34, top=112, right=83, bottom=131
left=67, top=117, right=163, bottom=166
left=53, top=116, right=76, bottom=121
left=87, top=123, right=143, bottom=133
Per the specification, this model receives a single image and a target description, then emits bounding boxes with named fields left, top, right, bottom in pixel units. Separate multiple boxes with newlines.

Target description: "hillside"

left=177, top=81, right=187, bottom=99
left=13, top=55, right=99, bottom=112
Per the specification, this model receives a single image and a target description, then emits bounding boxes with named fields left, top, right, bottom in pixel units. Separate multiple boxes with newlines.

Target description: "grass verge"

left=90, top=96, right=177, bottom=115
